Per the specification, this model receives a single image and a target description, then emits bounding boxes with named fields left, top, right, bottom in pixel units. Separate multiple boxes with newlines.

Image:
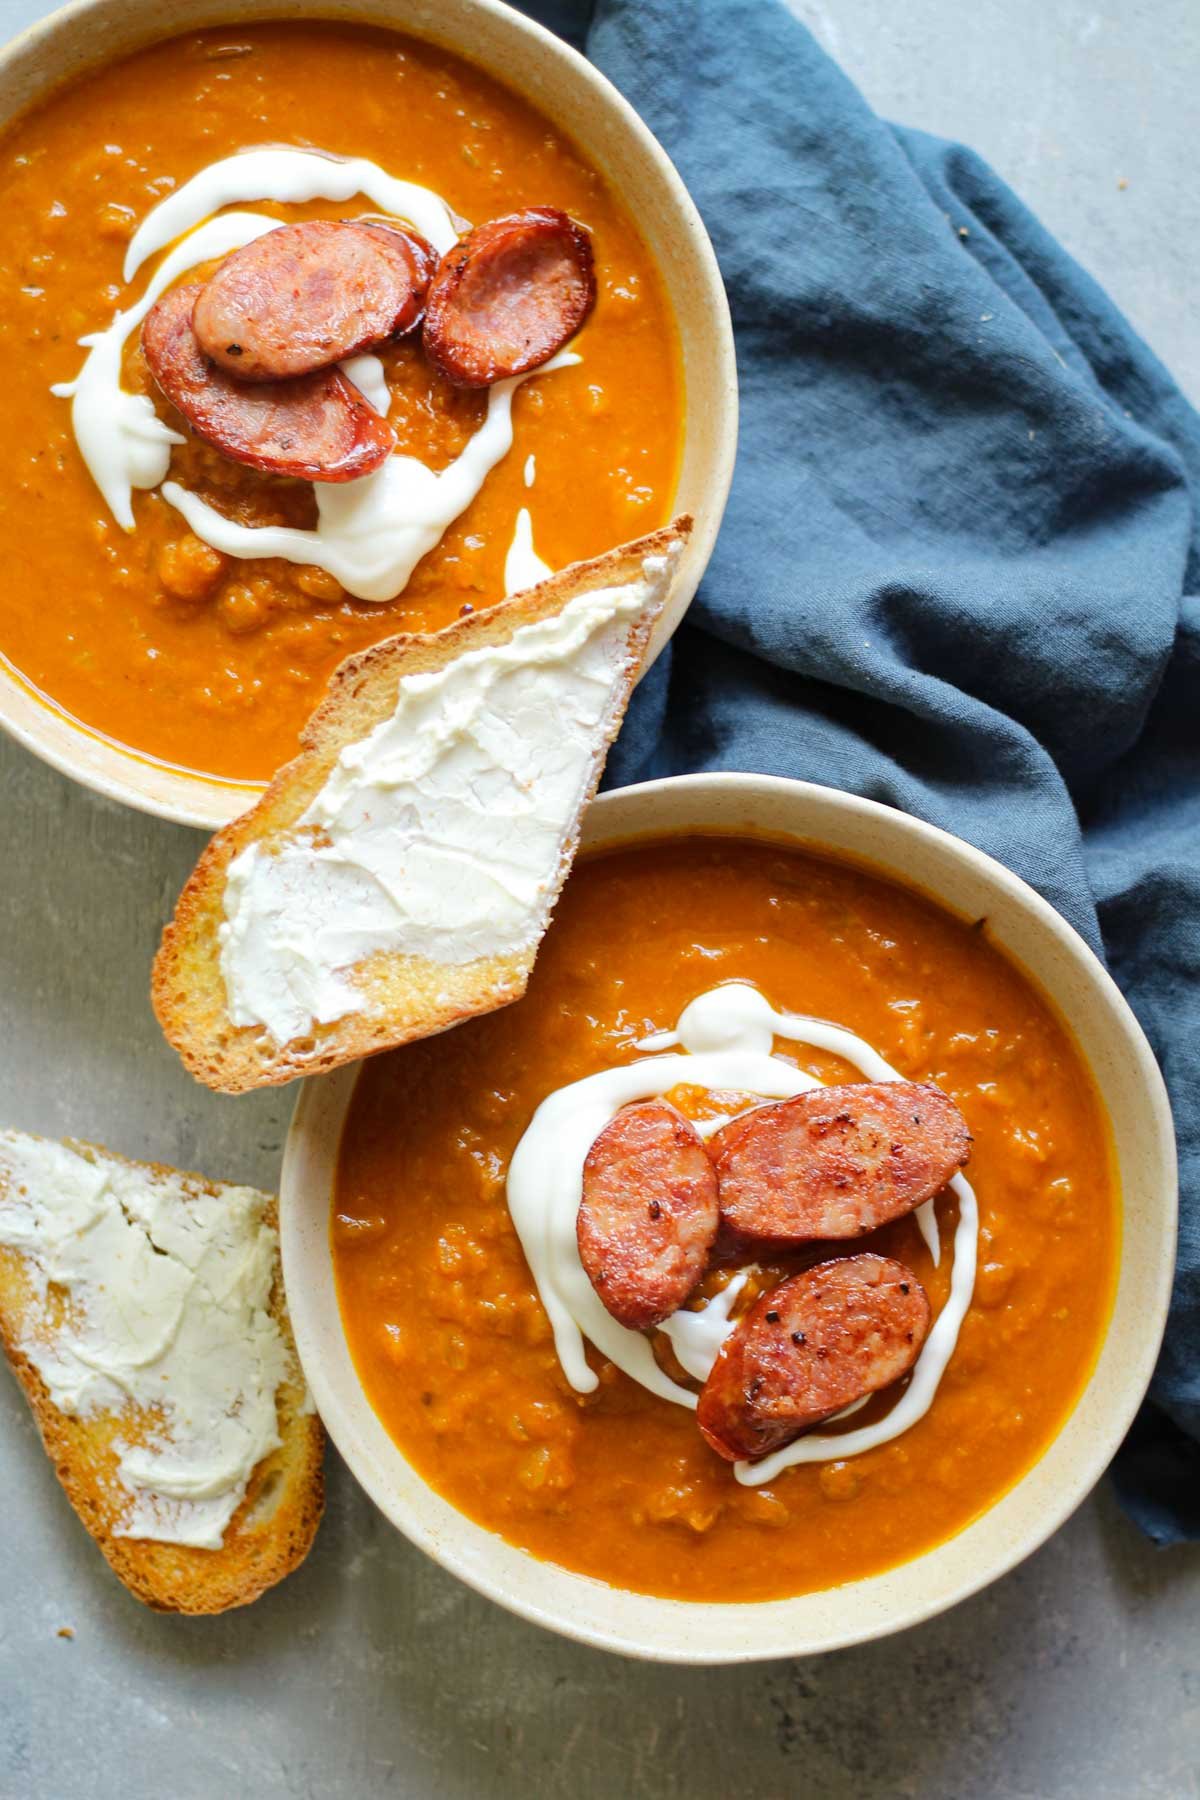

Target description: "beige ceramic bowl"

left=0, top=0, right=736, bottom=828
left=280, top=773, right=1177, bottom=1662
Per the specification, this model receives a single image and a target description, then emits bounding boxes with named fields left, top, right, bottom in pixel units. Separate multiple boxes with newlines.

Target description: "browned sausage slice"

left=709, top=1081, right=971, bottom=1245
left=142, top=284, right=395, bottom=483
left=697, top=1255, right=931, bottom=1461
left=578, top=1100, right=719, bottom=1330
left=192, top=219, right=436, bottom=381
left=423, top=207, right=596, bottom=388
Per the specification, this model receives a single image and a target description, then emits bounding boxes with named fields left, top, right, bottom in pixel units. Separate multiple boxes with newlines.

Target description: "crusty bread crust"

left=0, top=1135, right=324, bottom=1614
left=153, top=518, right=692, bottom=1094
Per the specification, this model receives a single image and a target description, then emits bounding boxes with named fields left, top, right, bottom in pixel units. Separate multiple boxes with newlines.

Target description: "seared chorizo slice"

left=578, top=1100, right=719, bottom=1330
left=423, top=207, right=596, bottom=388
left=142, top=284, right=395, bottom=483
left=709, top=1081, right=970, bottom=1245
left=192, top=219, right=436, bottom=381
left=697, top=1255, right=931, bottom=1462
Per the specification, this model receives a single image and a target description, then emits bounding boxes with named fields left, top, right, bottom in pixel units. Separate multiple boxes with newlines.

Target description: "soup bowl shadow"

left=279, top=773, right=1177, bottom=1662
left=0, top=0, right=736, bottom=827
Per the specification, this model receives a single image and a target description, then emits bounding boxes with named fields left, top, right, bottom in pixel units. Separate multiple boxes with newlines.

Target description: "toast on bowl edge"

left=153, top=517, right=692, bottom=1094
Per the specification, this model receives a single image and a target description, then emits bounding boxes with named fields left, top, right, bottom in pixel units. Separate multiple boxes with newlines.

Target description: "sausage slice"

left=697, top=1255, right=931, bottom=1461
left=192, top=219, right=436, bottom=381
left=578, top=1100, right=719, bottom=1330
left=423, top=207, right=596, bottom=388
left=142, top=284, right=395, bottom=483
left=709, top=1081, right=971, bottom=1245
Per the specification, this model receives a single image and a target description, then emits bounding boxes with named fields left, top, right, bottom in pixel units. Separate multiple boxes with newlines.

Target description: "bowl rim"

left=0, top=0, right=736, bottom=829
left=279, top=772, right=1178, bottom=1662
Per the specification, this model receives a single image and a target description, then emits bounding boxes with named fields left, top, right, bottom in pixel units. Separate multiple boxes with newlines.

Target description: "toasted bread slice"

left=0, top=1131, right=323, bottom=1614
left=153, top=518, right=691, bottom=1093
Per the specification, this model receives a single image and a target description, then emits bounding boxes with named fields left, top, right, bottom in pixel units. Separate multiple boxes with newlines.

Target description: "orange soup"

left=0, top=24, right=682, bottom=781
left=333, top=838, right=1120, bottom=1603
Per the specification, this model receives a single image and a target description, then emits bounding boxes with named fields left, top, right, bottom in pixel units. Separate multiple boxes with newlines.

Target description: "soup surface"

left=333, top=838, right=1120, bottom=1603
left=0, top=24, right=681, bottom=780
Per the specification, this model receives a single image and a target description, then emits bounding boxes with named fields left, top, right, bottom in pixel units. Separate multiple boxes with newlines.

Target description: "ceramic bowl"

left=280, top=772, right=1177, bottom=1662
left=0, top=0, right=736, bottom=828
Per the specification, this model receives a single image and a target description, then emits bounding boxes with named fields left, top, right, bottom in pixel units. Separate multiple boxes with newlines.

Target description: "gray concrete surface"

left=2, top=3, right=1198, bottom=1797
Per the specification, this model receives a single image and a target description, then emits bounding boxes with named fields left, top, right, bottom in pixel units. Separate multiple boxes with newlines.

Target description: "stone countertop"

left=1, top=3, right=1197, bottom=1796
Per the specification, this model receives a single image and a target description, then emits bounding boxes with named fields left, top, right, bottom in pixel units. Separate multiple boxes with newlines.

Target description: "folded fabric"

left=527, top=0, right=1200, bottom=1540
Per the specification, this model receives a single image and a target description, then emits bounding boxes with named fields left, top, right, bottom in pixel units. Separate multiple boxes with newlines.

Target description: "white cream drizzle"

left=745, top=1172, right=976, bottom=1485
left=219, top=546, right=679, bottom=1043
left=658, top=1269, right=751, bottom=1380
left=52, top=210, right=277, bottom=529
left=505, top=981, right=978, bottom=1481
left=53, top=148, right=579, bottom=600
left=503, top=507, right=553, bottom=595
left=339, top=352, right=390, bottom=417
left=165, top=352, right=578, bottom=604
left=123, top=147, right=458, bottom=281
left=0, top=1131, right=290, bottom=1548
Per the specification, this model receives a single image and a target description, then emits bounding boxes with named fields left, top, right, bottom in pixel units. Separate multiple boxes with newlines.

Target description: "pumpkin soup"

left=0, top=23, right=681, bottom=781
left=333, top=836, right=1120, bottom=1603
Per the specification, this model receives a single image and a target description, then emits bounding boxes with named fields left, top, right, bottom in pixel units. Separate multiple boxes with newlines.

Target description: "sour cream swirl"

left=505, top=982, right=979, bottom=1483
left=53, top=148, right=564, bottom=600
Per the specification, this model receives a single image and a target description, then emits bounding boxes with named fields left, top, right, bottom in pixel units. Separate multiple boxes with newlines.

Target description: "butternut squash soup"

left=333, top=837, right=1120, bottom=1603
left=0, top=24, right=681, bottom=781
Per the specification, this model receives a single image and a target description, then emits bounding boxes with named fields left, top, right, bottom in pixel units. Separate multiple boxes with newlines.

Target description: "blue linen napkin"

left=526, top=0, right=1200, bottom=1541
